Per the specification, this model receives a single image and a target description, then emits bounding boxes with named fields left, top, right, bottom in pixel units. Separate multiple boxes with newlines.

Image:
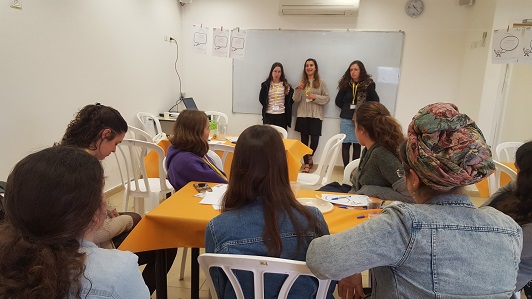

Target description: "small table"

left=119, top=182, right=377, bottom=299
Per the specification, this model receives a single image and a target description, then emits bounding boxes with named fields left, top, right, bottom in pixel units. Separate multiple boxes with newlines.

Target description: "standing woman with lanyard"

left=293, top=58, right=330, bottom=173
left=259, top=62, right=294, bottom=130
left=335, top=60, right=379, bottom=167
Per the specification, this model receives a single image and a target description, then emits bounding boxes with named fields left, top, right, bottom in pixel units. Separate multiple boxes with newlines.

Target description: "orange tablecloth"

left=119, top=182, right=376, bottom=253
left=475, top=161, right=517, bottom=198
left=145, top=138, right=312, bottom=181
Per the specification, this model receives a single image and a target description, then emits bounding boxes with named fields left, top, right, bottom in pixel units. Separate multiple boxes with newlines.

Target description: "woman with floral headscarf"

left=306, top=103, right=522, bottom=299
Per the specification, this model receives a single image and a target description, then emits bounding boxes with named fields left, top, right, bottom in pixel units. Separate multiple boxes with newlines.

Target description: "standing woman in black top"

left=335, top=60, right=379, bottom=167
left=259, top=62, right=294, bottom=130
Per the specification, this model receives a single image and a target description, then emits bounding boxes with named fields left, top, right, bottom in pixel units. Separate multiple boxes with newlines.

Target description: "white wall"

left=0, top=0, right=182, bottom=190
left=477, top=0, right=532, bottom=145
left=180, top=0, right=496, bottom=164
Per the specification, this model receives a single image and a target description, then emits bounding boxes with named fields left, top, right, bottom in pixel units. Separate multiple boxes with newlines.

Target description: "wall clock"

left=405, top=0, right=424, bottom=18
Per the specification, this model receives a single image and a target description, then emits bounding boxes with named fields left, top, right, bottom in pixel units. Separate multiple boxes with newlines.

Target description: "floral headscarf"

left=406, top=103, right=495, bottom=191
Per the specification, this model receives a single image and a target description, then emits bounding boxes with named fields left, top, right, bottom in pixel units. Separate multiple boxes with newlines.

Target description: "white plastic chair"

left=114, top=139, right=174, bottom=215
left=496, top=142, right=524, bottom=162
left=343, top=158, right=360, bottom=185
left=204, top=111, right=229, bottom=125
left=298, top=134, right=346, bottom=186
left=198, top=253, right=333, bottom=299
left=207, top=150, right=224, bottom=170
left=209, top=143, right=235, bottom=168
left=488, top=160, right=518, bottom=196
left=137, top=112, right=163, bottom=139
left=266, top=124, right=288, bottom=139
left=127, top=125, right=154, bottom=142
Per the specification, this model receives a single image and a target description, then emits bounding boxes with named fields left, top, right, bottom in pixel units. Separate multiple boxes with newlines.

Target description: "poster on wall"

left=492, top=28, right=532, bottom=64
left=192, top=25, right=209, bottom=55
left=212, top=27, right=230, bottom=58
left=229, top=29, right=247, bottom=60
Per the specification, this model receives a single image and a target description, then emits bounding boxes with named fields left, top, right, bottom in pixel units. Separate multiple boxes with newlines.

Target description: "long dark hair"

left=0, top=147, right=105, bottom=299
left=301, top=58, right=321, bottom=89
left=489, top=142, right=532, bottom=225
left=266, top=62, right=290, bottom=95
left=61, top=103, right=127, bottom=150
left=354, top=102, right=404, bottom=158
left=168, top=110, right=209, bottom=156
left=221, top=125, right=326, bottom=257
left=338, top=60, right=371, bottom=90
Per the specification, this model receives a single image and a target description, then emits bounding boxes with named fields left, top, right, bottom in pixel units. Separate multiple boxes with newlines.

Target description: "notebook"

left=182, top=97, right=198, bottom=110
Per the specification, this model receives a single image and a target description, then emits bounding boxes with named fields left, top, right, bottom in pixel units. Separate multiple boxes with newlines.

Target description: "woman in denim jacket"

left=205, top=125, right=335, bottom=298
left=307, top=103, right=522, bottom=299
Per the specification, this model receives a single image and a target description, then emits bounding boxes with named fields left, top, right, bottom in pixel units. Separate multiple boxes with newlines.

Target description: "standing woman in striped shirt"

left=259, top=62, right=294, bottom=131
left=293, top=58, right=330, bottom=173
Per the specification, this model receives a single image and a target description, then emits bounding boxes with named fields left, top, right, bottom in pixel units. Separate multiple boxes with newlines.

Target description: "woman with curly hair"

left=335, top=60, right=379, bottom=166
left=348, top=101, right=412, bottom=202
left=0, top=146, right=149, bottom=298
left=60, top=103, right=176, bottom=295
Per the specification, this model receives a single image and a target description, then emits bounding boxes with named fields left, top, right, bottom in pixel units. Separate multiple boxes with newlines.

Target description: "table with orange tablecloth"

left=119, top=182, right=378, bottom=299
left=145, top=138, right=312, bottom=181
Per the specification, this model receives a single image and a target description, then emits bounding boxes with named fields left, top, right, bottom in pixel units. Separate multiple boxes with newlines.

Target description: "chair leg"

left=122, top=192, right=129, bottom=212
left=179, top=247, right=188, bottom=280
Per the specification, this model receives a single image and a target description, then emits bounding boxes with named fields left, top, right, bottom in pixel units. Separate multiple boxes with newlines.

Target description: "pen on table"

left=338, top=205, right=364, bottom=210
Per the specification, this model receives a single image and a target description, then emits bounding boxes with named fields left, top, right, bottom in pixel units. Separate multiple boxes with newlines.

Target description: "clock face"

left=405, top=0, right=424, bottom=18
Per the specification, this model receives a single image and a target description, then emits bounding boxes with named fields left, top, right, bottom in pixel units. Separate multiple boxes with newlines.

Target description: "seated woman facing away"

left=484, top=141, right=532, bottom=296
left=307, top=103, right=522, bottom=299
left=205, top=125, right=335, bottom=299
left=166, top=109, right=228, bottom=191
left=60, top=103, right=176, bottom=295
left=349, top=102, right=412, bottom=202
left=0, top=147, right=149, bottom=298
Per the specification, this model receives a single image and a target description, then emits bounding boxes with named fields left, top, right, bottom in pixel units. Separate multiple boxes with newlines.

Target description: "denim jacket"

left=75, top=240, right=150, bottom=299
left=307, top=194, right=522, bottom=299
left=205, top=200, right=335, bottom=299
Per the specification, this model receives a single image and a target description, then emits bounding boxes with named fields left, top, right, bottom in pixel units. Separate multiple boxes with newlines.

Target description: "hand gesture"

left=338, top=273, right=366, bottom=299
left=297, top=81, right=305, bottom=90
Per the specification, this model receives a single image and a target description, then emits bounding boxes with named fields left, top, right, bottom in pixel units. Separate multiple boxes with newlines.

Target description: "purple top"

left=165, top=146, right=228, bottom=191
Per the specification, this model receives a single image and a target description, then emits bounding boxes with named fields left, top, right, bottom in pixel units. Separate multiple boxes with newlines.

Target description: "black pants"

left=342, top=143, right=361, bottom=167
left=301, top=134, right=319, bottom=164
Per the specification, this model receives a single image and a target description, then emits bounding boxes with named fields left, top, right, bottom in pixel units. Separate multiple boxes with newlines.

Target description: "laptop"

left=182, top=97, right=198, bottom=110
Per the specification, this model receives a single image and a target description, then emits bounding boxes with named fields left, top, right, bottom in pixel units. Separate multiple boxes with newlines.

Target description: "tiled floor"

left=106, top=164, right=489, bottom=299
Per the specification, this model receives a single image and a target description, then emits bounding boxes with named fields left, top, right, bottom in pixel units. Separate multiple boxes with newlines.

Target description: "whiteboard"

left=233, top=30, right=404, bottom=118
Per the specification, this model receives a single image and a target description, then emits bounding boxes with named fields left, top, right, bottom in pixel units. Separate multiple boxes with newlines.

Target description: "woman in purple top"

left=166, top=110, right=228, bottom=191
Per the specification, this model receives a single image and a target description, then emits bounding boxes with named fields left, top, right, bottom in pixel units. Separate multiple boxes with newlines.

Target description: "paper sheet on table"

left=208, top=140, right=226, bottom=145
left=321, top=194, right=370, bottom=207
left=199, top=184, right=228, bottom=210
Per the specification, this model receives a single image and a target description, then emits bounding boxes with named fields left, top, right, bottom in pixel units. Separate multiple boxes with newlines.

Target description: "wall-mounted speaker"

left=459, top=0, right=474, bottom=6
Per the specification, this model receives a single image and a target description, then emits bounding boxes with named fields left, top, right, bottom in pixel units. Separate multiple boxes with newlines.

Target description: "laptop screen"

left=182, top=97, right=198, bottom=110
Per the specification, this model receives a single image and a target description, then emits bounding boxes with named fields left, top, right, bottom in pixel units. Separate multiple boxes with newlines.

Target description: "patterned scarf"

left=406, top=102, right=495, bottom=191
left=355, top=77, right=375, bottom=106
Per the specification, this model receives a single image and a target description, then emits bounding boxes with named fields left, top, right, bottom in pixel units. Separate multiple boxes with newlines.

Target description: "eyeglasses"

left=396, top=168, right=405, bottom=178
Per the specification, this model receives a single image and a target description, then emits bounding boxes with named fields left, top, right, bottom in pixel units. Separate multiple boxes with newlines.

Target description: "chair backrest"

left=496, top=142, right=524, bottom=162
left=198, top=253, right=332, bottom=299
left=207, top=150, right=224, bottom=170
left=209, top=143, right=235, bottom=175
left=137, top=112, right=163, bottom=138
left=488, top=160, right=518, bottom=196
left=127, top=125, right=154, bottom=142
left=343, top=158, right=360, bottom=185
left=204, top=111, right=229, bottom=125
left=314, top=134, right=346, bottom=185
left=266, top=124, right=288, bottom=139
left=114, top=139, right=168, bottom=195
